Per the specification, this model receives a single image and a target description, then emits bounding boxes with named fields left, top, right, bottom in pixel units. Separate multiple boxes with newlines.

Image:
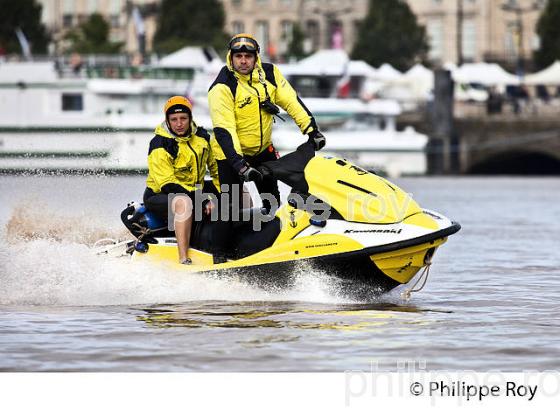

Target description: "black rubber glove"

left=239, top=165, right=263, bottom=182
left=256, top=165, right=273, bottom=180
left=308, top=129, right=326, bottom=151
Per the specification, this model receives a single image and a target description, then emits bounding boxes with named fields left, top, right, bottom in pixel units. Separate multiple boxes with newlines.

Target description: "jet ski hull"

left=133, top=221, right=460, bottom=296
left=122, top=144, right=461, bottom=298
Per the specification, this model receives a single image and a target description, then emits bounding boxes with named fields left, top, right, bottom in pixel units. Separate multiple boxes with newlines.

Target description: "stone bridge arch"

left=468, top=150, right=560, bottom=174
left=458, top=121, right=560, bottom=175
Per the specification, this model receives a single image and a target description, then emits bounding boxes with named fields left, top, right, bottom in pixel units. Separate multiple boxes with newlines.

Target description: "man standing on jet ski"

left=143, top=96, right=219, bottom=264
left=208, top=33, right=325, bottom=259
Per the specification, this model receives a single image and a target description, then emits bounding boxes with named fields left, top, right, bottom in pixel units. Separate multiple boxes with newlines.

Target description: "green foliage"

left=153, top=0, right=229, bottom=54
left=351, top=0, right=428, bottom=71
left=286, top=24, right=306, bottom=60
left=0, top=0, right=49, bottom=55
left=534, top=0, right=560, bottom=69
left=65, top=13, right=123, bottom=54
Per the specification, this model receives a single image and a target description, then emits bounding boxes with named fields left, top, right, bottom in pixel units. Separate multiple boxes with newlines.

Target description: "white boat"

left=0, top=53, right=427, bottom=175
left=0, top=56, right=215, bottom=172
left=273, top=98, right=428, bottom=177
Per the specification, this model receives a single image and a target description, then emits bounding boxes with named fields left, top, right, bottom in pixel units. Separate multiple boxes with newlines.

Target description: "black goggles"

left=229, top=37, right=259, bottom=53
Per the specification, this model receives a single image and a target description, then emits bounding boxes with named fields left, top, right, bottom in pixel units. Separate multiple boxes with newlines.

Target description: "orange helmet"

left=164, top=96, right=192, bottom=118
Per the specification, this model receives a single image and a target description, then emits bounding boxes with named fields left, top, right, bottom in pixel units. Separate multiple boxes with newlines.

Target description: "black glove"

left=239, top=165, right=263, bottom=182
left=308, top=129, right=326, bottom=151
left=256, top=165, right=273, bottom=180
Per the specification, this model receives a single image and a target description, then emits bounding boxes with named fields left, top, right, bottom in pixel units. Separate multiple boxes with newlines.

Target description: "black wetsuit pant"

left=212, top=146, right=280, bottom=256
left=143, top=188, right=195, bottom=223
left=143, top=180, right=218, bottom=223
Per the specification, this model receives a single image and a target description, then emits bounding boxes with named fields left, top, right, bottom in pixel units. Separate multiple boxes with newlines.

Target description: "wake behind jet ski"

left=119, top=141, right=460, bottom=296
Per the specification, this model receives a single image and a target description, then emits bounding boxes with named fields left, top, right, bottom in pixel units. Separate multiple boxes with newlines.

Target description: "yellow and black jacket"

left=146, top=121, right=220, bottom=194
left=208, top=51, right=317, bottom=172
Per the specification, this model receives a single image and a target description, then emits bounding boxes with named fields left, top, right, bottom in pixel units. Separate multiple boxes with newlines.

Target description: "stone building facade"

left=37, top=0, right=158, bottom=56
left=36, top=0, right=548, bottom=70
left=407, top=0, right=546, bottom=70
left=221, top=0, right=369, bottom=58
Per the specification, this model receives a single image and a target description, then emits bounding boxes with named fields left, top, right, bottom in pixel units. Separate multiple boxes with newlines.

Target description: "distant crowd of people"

left=486, top=84, right=560, bottom=116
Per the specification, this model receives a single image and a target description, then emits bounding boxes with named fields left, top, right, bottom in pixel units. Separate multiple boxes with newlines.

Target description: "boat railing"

left=277, top=112, right=397, bottom=132
left=47, top=54, right=195, bottom=80
left=56, top=65, right=194, bottom=81
left=82, top=66, right=194, bottom=80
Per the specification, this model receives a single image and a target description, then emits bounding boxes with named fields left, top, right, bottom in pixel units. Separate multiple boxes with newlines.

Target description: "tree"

left=351, top=0, right=428, bottom=71
left=153, top=0, right=229, bottom=54
left=534, top=0, right=560, bottom=69
left=285, top=24, right=306, bottom=61
left=0, top=0, right=49, bottom=55
left=65, top=13, right=123, bottom=54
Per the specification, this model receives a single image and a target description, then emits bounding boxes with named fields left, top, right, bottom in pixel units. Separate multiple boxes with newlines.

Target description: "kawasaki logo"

left=344, top=229, right=402, bottom=234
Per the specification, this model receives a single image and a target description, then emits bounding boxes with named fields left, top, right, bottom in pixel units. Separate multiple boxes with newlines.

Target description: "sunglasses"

left=229, top=37, right=259, bottom=53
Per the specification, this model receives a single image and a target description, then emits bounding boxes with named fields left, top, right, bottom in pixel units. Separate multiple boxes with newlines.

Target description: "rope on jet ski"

left=131, top=223, right=167, bottom=242
left=401, top=261, right=431, bottom=301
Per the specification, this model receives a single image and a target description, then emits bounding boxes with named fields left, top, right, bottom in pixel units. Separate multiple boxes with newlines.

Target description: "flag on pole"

left=331, top=26, right=343, bottom=50
left=132, top=7, right=146, bottom=60
left=15, top=27, right=32, bottom=61
left=132, top=7, right=145, bottom=36
left=335, top=62, right=351, bottom=98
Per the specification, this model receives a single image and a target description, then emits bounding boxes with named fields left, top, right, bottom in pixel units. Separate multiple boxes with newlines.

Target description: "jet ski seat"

left=190, top=207, right=281, bottom=259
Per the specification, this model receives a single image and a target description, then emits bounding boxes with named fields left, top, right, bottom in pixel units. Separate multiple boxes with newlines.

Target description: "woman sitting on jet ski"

left=143, top=96, right=220, bottom=264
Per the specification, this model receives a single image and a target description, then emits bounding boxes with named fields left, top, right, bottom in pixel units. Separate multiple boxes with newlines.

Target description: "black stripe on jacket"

left=148, top=135, right=178, bottom=158
left=209, top=66, right=238, bottom=97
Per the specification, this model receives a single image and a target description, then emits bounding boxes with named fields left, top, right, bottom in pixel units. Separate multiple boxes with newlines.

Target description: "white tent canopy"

left=157, top=46, right=223, bottom=71
left=452, top=62, right=520, bottom=86
left=298, top=49, right=349, bottom=67
left=347, top=60, right=378, bottom=77
left=524, top=61, right=560, bottom=85
left=278, top=50, right=377, bottom=78
left=280, top=49, right=349, bottom=76
left=401, top=64, right=434, bottom=98
left=405, top=64, right=433, bottom=82
left=373, top=63, right=402, bottom=81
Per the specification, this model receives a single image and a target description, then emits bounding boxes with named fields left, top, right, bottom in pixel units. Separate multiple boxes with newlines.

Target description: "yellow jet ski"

left=120, top=142, right=460, bottom=296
